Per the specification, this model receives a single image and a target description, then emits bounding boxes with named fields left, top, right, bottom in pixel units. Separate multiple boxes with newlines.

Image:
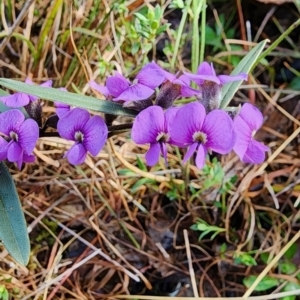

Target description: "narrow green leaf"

left=0, top=79, right=137, bottom=117
left=220, top=39, right=268, bottom=109
left=0, top=162, right=30, bottom=265
left=243, top=275, right=279, bottom=292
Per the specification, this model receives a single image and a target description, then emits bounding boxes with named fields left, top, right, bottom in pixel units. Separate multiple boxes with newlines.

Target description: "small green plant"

left=123, top=5, right=169, bottom=56
left=243, top=243, right=300, bottom=299
left=0, top=285, right=9, bottom=300
left=189, top=157, right=237, bottom=206
left=233, top=251, right=257, bottom=267
left=191, top=218, right=226, bottom=240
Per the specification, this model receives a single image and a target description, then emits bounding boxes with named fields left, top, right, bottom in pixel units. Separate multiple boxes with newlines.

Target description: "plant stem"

left=171, top=0, right=192, bottom=70
left=191, top=0, right=205, bottom=73
left=200, top=1, right=207, bottom=64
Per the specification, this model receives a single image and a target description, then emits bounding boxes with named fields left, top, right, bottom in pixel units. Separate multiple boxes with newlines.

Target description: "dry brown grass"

left=0, top=0, right=299, bottom=299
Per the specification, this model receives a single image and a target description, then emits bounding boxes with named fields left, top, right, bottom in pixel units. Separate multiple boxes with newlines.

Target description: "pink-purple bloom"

left=185, top=62, right=247, bottom=86
left=131, top=105, right=178, bottom=166
left=0, top=78, right=52, bottom=108
left=184, top=62, right=248, bottom=111
left=0, top=109, right=39, bottom=169
left=233, top=103, right=269, bottom=164
left=57, top=108, right=108, bottom=165
left=169, top=102, right=236, bottom=169
left=155, top=71, right=201, bottom=109
left=90, top=62, right=165, bottom=102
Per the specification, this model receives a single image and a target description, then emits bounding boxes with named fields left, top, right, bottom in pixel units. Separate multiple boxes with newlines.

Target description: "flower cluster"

left=0, top=61, right=269, bottom=169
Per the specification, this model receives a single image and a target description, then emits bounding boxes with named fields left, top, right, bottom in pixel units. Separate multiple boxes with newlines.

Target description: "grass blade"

left=0, top=162, right=30, bottom=265
left=220, top=39, right=268, bottom=109
left=0, top=79, right=137, bottom=117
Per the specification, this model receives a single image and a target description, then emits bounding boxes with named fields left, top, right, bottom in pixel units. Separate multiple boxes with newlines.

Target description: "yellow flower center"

left=192, top=131, right=207, bottom=144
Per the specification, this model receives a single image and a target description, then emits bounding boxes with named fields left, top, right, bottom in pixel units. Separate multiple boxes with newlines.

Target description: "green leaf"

left=220, top=39, right=268, bottom=109
left=282, top=282, right=300, bottom=300
left=234, top=253, right=257, bottom=266
left=131, top=178, right=156, bottom=193
left=243, top=275, right=279, bottom=292
left=0, top=162, right=30, bottom=265
left=0, top=79, right=137, bottom=117
left=284, top=243, right=297, bottom=260
left=260, top=252, right=271, bottom=264
left=279, top=261, right=297, bottom=275
left=134, top=12, right=148, bottom=23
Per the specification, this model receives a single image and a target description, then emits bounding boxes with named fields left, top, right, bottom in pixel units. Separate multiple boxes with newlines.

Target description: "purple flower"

left=89, top=80, right=110, bottom=98
left=233, top=103, right=269, bottom=164
left=131, top=105, right=178, bottom=166
left=155, top=71, right=201, bottom=109
left=0, top=109, right=39, bottom=169
left=169, top=102, right=235, bottom=169
left=184, top=62, right=247, bottom=111
left=98, top=62, right=165, bottom=102
left=0, top=78, right=52, bottom=108
left=162, top=71, right=201, bottom=98
left=185, top=62, right=247, bottom=86
left=57, top=108, right=108, bottom=165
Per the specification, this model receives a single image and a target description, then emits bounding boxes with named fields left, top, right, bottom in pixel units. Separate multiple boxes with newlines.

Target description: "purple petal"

left=165, top=107, right=179, bottom=130
left=106, top=74, right=129, bottom=97
left=183, top=142, right=198, bottom=163
left=136, top=62, right=165, bottom=89
left=242, top=140, right=269, bottom=164
left=18, top=119, right=39, bottom=154
left=0, top=93, right=30, bottom=107
left=131, top=105, right=165, bottom=144
left=145, top=142, right=160, bottom=166
left=66, top=143, right=87, bottom=165
left=22, top=152, right=35, bottom=163
left=195, top=144, right=207, bottom=169
left=57, top=108, right=90, bottom=140
left=169, top=102, right=206, bottom=145
left=40, top=80, right=53, bottom=88
left=7, top=142, right=23, bottom=162
left=0, top=109, right=25, bottom=135
left=203, top=110, right=235, bottom=154
left=233, top=114, right=252, bottom=159
left=55, top=102, right=71, bottom=118
left=218, top=73, right=248, bottom=85
left=180, top=85, right=201, bottom=97
left=113, top=83, right=154, bottom=102
left=162, top=70, right=176, bottom=82
left=184, top=73, right=220, bottom=85
left=89, top=81, right=110, bottom=97
left=160, top=142, right=168, bottom=164
left=197, top=62, right=215, bottom=76
left=0, top=137, right=8, bottom=160
left=238, top=103, right=264, bottom=131
left=82, top=116, right=108, bottom=156
left=174, top=74, right=190, bottom=86
left=25, top=78, right=33, bottom=85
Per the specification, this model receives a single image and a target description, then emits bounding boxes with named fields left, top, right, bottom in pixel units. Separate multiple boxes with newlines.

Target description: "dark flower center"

left=9, top=131, right=18, bottom=141
left=192, top=131, right=207, bottom=144
left=74, top=131, right=84, bottom=142
left=156, top=132, right=170, bottom=143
